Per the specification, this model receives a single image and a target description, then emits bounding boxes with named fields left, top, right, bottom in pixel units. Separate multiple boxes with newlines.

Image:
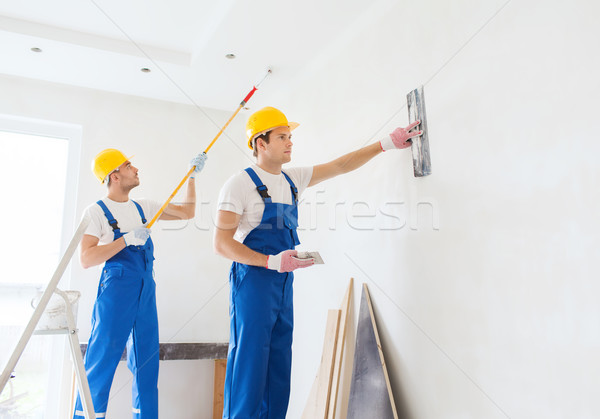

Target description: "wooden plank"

left=212, top=359, right=227, bottom=419
left=327, top=278, right=353, bottom=419
left=347, top=284, right=398, bottom=419
left=301, top=309, right=341, bottom=419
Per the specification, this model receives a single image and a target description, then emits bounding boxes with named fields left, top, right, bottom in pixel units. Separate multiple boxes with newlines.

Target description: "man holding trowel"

left=214, top=106, right=421, bottom=419
left=73, top=149, right=207, bottom=419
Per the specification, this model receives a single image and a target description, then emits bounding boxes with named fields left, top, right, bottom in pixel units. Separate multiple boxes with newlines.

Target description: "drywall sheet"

left=347, top=284, right=397, bottom=419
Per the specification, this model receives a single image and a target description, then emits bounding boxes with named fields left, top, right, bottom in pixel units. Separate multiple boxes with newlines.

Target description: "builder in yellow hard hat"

left=73, top=149, right=207, bottom=419
left=214, top=106, right=421, bottom=418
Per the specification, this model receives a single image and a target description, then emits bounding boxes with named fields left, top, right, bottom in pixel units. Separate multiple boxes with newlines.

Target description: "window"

left=0, top=131, right=69, bottom=285
left=0, top=115, right=81, bottom=418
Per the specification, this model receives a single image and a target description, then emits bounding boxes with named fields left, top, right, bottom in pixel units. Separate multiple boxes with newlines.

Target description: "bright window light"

left=0, top=131, right=68, bottom=286
left=0, top=130, right=69, bottom=418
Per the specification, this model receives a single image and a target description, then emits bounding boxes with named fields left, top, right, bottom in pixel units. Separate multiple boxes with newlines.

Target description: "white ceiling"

left=0, top=0, right=376, bottom=111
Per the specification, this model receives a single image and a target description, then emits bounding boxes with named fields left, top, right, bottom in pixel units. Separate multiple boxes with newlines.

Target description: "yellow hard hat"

left=246, top=107, right=299, bottom=149
left=92, top=148, right=131, bottom=183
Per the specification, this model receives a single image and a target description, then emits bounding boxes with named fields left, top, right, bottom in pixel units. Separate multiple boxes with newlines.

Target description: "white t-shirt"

left=217, top=165, right=313, bottom=242
left=83, top=197, right=162, bottom=244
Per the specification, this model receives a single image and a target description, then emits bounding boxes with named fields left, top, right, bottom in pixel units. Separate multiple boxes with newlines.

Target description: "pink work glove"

left=379, top=121, right=422, bottom=151
left=266, top=250, right=315, bottom=273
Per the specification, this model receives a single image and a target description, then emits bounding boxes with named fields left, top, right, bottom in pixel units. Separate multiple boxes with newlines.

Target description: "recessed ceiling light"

left=30, top=47, right=42, bottom=53
left=140, top=68, right=151, bottom=73
left=225, top=53, right=236, bottom=59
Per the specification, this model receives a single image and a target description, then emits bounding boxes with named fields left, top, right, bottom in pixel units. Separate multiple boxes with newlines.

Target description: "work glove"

left=189, top=152, right=208, bottom=178
left=380, top=121, right=422, bottom=151
left=266, top=250, right=314, bottom=273
left=123, top=227, right=151, bottom=246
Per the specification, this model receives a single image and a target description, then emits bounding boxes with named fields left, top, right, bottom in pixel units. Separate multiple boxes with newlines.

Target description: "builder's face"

left=114, top=160, right=140, bottom=190
left=260, top=126, right=293, bottom=164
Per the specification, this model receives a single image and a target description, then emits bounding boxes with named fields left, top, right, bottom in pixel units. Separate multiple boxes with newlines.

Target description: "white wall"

left=278, top=0, right=600, bottom=418
left=2, top=0, right=599, bottom=418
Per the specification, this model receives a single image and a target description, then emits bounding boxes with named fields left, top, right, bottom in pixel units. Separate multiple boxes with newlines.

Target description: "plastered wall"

left=279, top=0, right=600, bottom=418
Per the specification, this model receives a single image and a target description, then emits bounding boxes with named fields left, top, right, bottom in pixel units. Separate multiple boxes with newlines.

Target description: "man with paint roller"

left=214, top=106, right=421, bottom=419
left=73, top=149, right=207, bottom=419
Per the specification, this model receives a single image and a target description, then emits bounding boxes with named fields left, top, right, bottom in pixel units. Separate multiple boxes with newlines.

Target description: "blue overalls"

left=74, top=200, right=159, bottom=419
left=223, top=168, right=301, bottom=419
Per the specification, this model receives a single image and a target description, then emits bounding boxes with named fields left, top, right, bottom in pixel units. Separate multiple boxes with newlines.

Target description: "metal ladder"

left=0, top=216, right=96, bottom=418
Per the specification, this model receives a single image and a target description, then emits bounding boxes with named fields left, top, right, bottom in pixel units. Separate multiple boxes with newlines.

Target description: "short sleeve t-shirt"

left=217, top=165, right=313, bottom=242
left=82, top=197, right=162, bottom=244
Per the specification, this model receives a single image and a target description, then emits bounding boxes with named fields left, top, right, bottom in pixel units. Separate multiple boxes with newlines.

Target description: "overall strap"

left=281, top=171, right=298, bottom=204
left=131, top=200, right=147, bottom=224
left=96, top=200, right=120, bottom=234
left=245, top=168, right=272, bottom=203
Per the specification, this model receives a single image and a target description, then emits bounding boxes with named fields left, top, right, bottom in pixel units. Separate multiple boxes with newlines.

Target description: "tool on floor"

left=407, top=85, right=432, bottom=177
left=0, top=216, right=96, bottom=418
left=146, top=68, right=272, bottom=229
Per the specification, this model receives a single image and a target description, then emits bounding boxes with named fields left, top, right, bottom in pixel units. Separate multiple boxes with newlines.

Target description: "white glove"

left=189, top=152, right=208, bottom=178
left=123, top=227, right=151, bottom=246
left=266, top=250, right=314, bottom=273
left=380, top=121, right=422, bottom=151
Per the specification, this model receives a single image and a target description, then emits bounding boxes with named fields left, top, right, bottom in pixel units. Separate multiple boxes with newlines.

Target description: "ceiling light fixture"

left=140, top=68, right=151, bottom=73
left=30, top=47, right=42, bottom=53
left=225, top=53, right=236, bottom=59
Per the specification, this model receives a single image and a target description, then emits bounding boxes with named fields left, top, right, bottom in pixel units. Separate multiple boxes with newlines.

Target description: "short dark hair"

left=253, top=131, right=271, bottom=157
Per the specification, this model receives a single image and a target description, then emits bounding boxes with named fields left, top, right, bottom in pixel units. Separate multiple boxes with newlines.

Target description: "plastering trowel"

left=407, top=85, right=432, bottom=177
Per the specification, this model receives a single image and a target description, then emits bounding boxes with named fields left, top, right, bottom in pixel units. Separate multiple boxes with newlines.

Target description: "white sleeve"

left=218, top=173, right=246, bottom=215
left=82, top=203, right=105, bottom=239
left=284, top=166, right=314, bottom=196
left=138, top=199, right=163, bottom=224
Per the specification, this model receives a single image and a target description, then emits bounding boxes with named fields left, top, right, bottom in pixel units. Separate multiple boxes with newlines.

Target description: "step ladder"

left=0, top=216, right=96, bottom=418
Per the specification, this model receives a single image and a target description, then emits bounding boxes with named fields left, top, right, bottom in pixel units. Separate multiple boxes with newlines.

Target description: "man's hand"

left=123, top=227, right=151, bottom=246
left=380, top=121, right=422, bottom=151
left=190, top=152, right=208, bottom=178
left=266, top=250, right=314, bottom=273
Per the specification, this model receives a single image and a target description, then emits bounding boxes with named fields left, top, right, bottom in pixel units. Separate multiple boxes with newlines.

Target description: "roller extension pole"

left=145, top=68, right=272, bottom=229
left=0, top=215, right=91, bottom=396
